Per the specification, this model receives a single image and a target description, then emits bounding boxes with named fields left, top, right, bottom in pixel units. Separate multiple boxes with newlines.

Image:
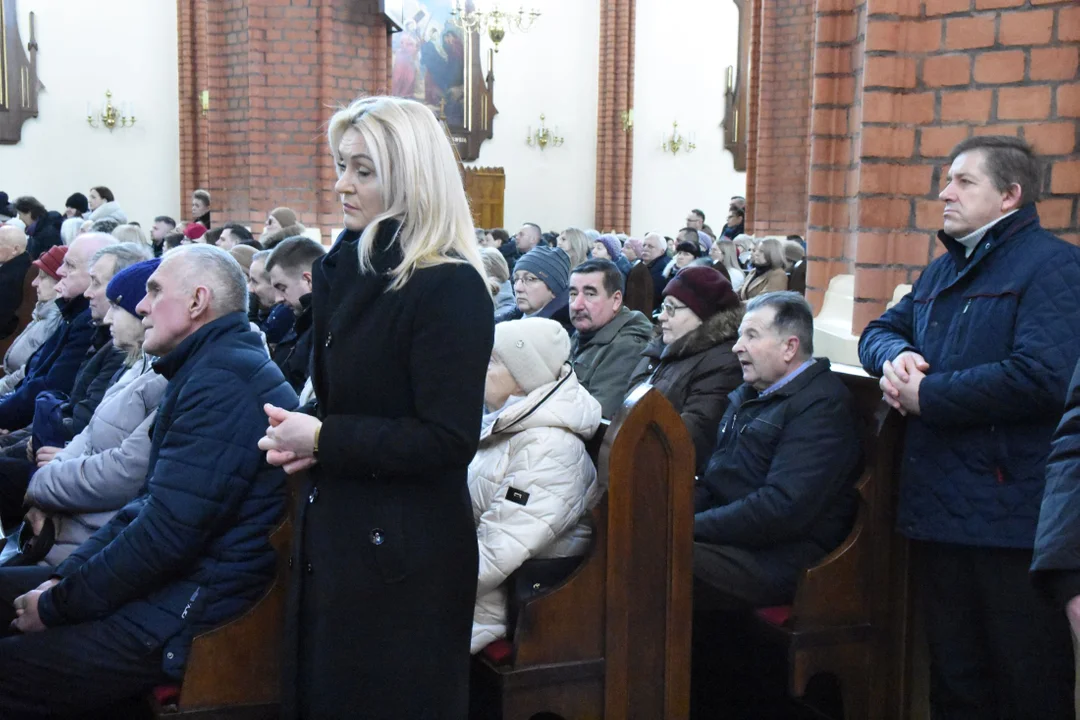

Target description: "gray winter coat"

left=0, top=300, right=62, bottom=396
left=25, top=354, right=166, bottom=566
left=570, top=306, right=654, bottom=418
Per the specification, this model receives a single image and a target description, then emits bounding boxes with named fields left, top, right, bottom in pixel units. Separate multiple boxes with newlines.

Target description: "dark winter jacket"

left=0, top=296, right=95, bottom=431
left=0, top=251, right=31, bottom=339
left=694, top=359, right=861, bottom=591
left=1033, top=358, right=1080, bottom=607
left=647, top=256, right=669, bottom=308
left=570, top=306, right=653, bottom=418
left=628, top=305, right=745, bottom=471
left=283, top=222, right=494, bottom=719
left=26, top=211, right=64, bottom=260
left=497, top=239, right=520, bottom=274
left=859, top=206, right=1080, bottom=549
left=271, top=295, right=313, bottom=394
left=63, top=328, right=126, bottom=439
left=38, top=313, right=296, bottom=680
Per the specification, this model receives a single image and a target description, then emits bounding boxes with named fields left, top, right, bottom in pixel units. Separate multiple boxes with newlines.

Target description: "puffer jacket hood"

left=470, top=366, right=602, bottom=653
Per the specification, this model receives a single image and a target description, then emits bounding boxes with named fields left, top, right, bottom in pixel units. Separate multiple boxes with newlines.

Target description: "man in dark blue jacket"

left=694, top=292, right=861, bottom=606
left=0, top=233, right=116, bottom=433
left=859, top=136, right=1080, bottom=718
left=0, top=244, right=297, bottom=716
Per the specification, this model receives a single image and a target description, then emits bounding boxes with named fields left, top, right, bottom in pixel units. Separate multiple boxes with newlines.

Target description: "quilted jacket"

left=469, top=366, right=602, bottom=653
left=26, top=354, right=167, bottom=566
left=0, top=295, right=95, bottom=431
left=37, top=312, right=297, bottom=679
left=0, top=299, right=62, bottom=396
left=859, top=206, right=1080, bottom=548
left=1033, top=358, right=1080, bottom=607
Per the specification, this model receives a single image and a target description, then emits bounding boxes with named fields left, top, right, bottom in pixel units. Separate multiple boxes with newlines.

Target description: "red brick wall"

left=747, top=0, right=1080, bottom=334
left=177, top=0, right=390, bottom=236
left=745, top=0, right=816, bottom=239
left=595, top=0, right=636, bottom=232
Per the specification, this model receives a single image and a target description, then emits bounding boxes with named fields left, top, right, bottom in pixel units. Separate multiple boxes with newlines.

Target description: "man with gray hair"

left=693, top=292, right=861, bottom=608
left=0, top=233, right=116, bottom=433
left=0, top=243, right=297, bottom=716
left=0, top=225, right=31, bottom=340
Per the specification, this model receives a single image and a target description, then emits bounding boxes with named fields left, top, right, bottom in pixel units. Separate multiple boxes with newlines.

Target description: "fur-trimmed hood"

left=643, top=303, right=744, bottom=361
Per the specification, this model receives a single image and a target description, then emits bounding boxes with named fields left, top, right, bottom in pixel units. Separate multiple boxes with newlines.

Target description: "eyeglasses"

left=513, top=274, right=543, bottom=286
left=659, top=301, right=690, bottom=317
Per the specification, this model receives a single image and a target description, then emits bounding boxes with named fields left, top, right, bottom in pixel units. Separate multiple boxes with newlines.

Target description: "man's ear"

left=611, top=289, right=624, bottom=311
left=784, top=335, right=801, bottom=363
left=189, top=285, right=212, bottom=319
left=303, top=270, right=313, bottom=292
left=1001, top=182, right=1023, bottom=213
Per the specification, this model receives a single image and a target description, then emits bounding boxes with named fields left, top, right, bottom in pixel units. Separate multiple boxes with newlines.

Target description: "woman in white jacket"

left=469, top=317, right=603, bottom=654
left=20, top=258, right=166, bottom=568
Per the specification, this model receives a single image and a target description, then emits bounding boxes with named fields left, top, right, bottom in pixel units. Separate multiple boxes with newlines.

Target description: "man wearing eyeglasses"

left=494, top=246, right=573, bottom=334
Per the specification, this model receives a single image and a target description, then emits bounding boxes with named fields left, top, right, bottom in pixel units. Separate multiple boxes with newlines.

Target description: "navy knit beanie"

left=514, top=246, right=571, bottom=297
left=107, top=258, right=161, bottom=319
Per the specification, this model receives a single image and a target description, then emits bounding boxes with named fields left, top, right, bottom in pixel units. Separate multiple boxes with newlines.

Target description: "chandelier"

left=450, top=2, right=541, bottom=53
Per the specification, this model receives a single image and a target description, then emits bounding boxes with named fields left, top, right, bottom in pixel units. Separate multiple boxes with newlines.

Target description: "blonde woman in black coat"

left=259, top=96, right=494, bottom=719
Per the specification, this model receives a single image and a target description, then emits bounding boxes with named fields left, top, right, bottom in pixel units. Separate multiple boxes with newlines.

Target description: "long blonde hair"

left=328, top=96, right=485, bottom=290
left=558, top=227, right=590, bottom=269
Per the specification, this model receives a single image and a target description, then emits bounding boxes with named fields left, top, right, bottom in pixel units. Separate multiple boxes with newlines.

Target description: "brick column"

left=176, top=0, right=390, bottom=234
left=594, top=0, right=635, bottom=232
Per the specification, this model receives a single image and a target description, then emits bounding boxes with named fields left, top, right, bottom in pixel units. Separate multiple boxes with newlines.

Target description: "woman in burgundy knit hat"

left=0, top=245, right=68, bottom=396
left=627, top=265, right=745, bottom=471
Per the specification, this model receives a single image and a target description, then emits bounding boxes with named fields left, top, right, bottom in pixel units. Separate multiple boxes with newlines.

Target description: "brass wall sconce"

left=200, top=90, right=210, bottom=117
left=526, top=114, right=563, bottom=150
left=661, top=121, right=695, bottom=156
left=87, top=90, right=135, bottom=131
left=620, top=109, right=634, bottom=133
left=451, top=2, right=541, bottom=53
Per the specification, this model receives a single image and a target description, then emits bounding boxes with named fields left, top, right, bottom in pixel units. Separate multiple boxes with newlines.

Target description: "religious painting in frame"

left=388, top=0, right=497, bottom=162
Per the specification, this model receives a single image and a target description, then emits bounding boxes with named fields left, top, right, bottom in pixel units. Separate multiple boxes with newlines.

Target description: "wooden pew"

left=623, top=262, right=656, bottom=319
left=470, top=385, right=695, bottom=720
left=745, top=366, right=910, bottom=719
left=0, top=267, right=38, bottom=375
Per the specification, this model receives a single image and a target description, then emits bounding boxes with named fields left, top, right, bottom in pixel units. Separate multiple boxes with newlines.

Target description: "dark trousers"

left=0, top=566, right=167, bottom=718
left=0, top=455, right=34, bottom=533
left=914, top=541, right=1074, bottom=720
left=693, top=541, right=797, bottom=608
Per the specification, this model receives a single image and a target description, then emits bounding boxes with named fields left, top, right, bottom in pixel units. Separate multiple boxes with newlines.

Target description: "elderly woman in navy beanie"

left=627, top=266, right=744, bottom=471
left=590, top=233, right=632, bottom=277
left=495, top=245, right=573, bottom=333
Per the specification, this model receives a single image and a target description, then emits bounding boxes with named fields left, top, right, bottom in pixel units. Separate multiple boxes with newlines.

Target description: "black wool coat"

left=281, top=223, right=495, bottom=719
left=0, top=252, right=31, bottom=339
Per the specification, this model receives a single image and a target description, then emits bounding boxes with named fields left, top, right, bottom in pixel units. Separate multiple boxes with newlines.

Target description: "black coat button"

left=288, top=556, right=293, bottom=569
left=370, top=529, right=384, bottom=546
left=325, top=332, right=333, bottom=348
left=306, top=563, right=314, bottom=574
left=308, top=486, right=319, bottom=503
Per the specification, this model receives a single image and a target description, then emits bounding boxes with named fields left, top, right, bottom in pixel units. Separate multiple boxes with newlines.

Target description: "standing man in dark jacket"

left=266, top=236, right=325, bottom=393
left=694, top=292, right=861, bottom=606
left=0, top=244, right=296, bottom=716
left=0, top=226, right=31, bottom=339
left=858, top=136, right=1080, bottom=718
left=0, top=233, right=115, bottom=432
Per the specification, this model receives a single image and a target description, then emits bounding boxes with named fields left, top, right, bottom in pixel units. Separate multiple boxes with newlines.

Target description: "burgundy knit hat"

left=663, top=266, right=739, bottom=321
left=32, top=245, right=69, bottom=281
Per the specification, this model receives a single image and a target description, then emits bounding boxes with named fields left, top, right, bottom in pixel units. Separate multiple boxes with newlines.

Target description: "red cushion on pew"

left=755, top=605, right=792, bottom=627
left=482, top=639, right=514, bottom=665
left=153, top=684, right=181, bottom=706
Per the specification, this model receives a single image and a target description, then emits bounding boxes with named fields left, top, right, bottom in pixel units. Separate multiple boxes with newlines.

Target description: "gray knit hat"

left=515, top=246, right=571, bottom=297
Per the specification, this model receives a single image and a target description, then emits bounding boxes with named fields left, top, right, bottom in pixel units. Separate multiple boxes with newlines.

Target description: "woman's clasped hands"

left=259, top=403, right=321, bottom=474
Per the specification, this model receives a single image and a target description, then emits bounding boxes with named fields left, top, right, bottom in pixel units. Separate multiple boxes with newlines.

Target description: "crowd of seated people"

left=0, top=126, right=1074, bottom=720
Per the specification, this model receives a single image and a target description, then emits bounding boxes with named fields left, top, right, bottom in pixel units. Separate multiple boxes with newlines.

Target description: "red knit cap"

left=183, top=222, right=207, bottom=240
left=663, top=266, right=739, bottom=321
left=31, top=245, right=69, bottom=281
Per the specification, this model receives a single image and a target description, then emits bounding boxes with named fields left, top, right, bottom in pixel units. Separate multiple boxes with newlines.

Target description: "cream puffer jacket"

left=469, top=366, right=603, bottom=654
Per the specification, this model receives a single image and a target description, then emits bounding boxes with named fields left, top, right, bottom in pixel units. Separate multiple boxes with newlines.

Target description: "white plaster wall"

left=464, top=0, right=600, bottom=234
left=2, top=0, right=181, bottom=225
left=631, top=0, right=746, bottom=238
